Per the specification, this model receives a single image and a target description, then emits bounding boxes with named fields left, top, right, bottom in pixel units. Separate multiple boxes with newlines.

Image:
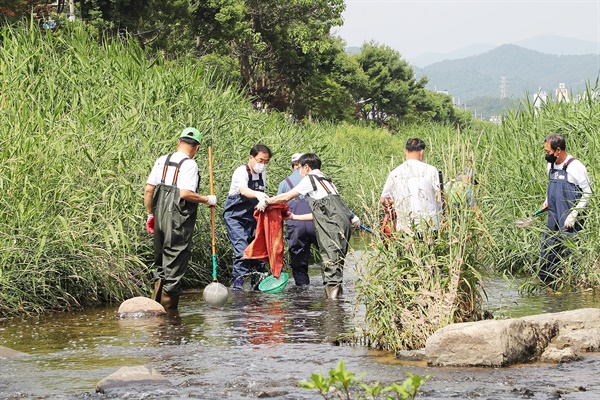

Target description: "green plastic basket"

left=258, top=272, right=289, bottom=293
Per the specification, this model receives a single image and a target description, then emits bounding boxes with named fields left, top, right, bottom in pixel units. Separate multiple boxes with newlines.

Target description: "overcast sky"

left=334, top=0, right=600, bottom=60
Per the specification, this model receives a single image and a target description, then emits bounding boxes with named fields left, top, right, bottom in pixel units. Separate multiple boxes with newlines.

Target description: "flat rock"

left=95, top=365, right=172, bottom=394
left=118, top=296, right=166, bottom=318
left=0, top=345, right=27, bottom=359
left=425, top=308, right=599, bottom=367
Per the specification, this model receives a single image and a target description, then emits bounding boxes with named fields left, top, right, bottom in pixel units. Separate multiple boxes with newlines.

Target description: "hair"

left=298, top=153, right=321, bottom=170
left=250, top=144, right=272, bottom=157
left=179, top=137, right=200, bottom=146
left=544, top=133, right=566, bottom=151
left=292, top=160, right=301, bottom=167
left=405, top=138, right=426, bottom=152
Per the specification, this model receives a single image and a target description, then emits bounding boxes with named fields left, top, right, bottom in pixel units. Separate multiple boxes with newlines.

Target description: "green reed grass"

left=0, top=23, right=352, bottom=315
left=481, top=88, right=600, bottom=290
left=2, top=21, right=598, bottom=321
left=349, top=127, right=492, bottom=351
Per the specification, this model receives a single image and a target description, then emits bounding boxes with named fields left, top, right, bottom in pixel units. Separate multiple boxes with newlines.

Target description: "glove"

left=255, top=191, right=268, bottom=203
left=206, top=195, right=217, bottom=207
left=564, top=209, right=578, bottom=229
left=146, top=215, right=155, bottom=234
left=351, top=215, right=360, bottom=229
left=256, top=198, right=269, bottom=212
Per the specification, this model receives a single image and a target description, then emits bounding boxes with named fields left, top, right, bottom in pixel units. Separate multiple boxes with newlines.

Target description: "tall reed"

left=350, top=126, right=492, bottom=351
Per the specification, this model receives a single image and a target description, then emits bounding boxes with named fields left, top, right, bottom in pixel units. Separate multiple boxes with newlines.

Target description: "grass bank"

left=0, top=23, right=410, bottom=315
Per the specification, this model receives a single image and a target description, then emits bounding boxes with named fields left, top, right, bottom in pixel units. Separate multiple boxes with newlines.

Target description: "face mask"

left=545, top=153, right=557, bottom=163
left=253, top=163, right=266, bottom=174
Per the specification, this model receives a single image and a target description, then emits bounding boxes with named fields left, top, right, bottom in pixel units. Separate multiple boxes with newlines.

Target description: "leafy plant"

left=299, top=360, right=429, bottom=400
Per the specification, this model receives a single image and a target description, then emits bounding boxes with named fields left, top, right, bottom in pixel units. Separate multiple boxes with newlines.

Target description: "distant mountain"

left=411, top=44, right=495, bottom=68
left=514, top=35, right=599, bottom=56
left=410, top=35, right=599, bottom=68
left=420, top=44, right=600, bottom=106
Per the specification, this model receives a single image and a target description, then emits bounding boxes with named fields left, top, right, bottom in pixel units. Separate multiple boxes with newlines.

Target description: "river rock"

left=118, top=296, right=166, bottom=318
left=396, top=349, right=426, bottom=361
left=425, top=308, right=600, bottom=367
left=540, top=346, right=581, bottom=363
left=0, top=345, right=27, bottom=359
left=95, top=365, right=172, bottom=394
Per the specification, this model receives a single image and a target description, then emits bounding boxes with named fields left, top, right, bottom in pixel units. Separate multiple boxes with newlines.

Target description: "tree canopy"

left=3, top=0, right=470, bottom=129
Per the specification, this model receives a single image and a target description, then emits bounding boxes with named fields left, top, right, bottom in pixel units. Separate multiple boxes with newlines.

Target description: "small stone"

left=0, top=345, right=27, bottom=359
left=95, top=365, right=171, bottom=394
left=258, top=390, right=289, bottom=397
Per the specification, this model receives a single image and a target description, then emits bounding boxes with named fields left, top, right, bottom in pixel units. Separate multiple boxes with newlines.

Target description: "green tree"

left=412, top=89, right=471, bottom=127
left=83, top=0, right=194, bottom=54
left=290, top=37, right=367, bottom=122
left=192, top=0, right=345, bottom=113
left=354, top=41, right=427, bottom=125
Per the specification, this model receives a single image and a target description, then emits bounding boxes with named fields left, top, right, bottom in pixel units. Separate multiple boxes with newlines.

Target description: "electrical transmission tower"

left=500, top=77, right=508, bottom=99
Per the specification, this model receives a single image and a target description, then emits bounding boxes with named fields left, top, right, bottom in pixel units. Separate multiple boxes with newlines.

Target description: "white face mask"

left=253, top=163, right=266, bottom=174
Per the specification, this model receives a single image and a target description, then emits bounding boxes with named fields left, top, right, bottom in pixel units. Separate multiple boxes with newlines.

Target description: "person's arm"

left=574, top=164, right=592, bottom=210
left=288, top=212, right=313, bottom=221
left=180, top=190, right=217, bottom=206
left=144, top=184, right=156, bottom=234
left=239, top=185, right=267, bottom=200
left=265, top=189, right=301, bottom=204
left=144, top=184, right=156, bottom=214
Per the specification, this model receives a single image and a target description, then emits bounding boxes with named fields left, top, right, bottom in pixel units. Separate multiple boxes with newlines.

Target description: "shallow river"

left=1, top=252, right=599, bottom=399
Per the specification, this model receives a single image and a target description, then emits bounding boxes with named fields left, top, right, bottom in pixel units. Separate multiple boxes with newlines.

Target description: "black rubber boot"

left=160, top=289, right=180, bottom=311
left=150, top=280, right=163, bottom=302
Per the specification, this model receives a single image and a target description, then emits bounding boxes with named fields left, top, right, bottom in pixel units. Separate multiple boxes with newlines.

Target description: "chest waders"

left=307, top=175, right=352, bottom=298
left=152, top=154, right=198, bottom=309
left=223, top=165, right=266, bottom=289
left=284, top=177, right=318, bottom=286
left=539, top=158, right=582, bottom=285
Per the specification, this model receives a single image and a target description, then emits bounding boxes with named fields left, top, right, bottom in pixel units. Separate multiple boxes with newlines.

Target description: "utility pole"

left=500, top=77, right=508, bottom=99
left=69, top=0, right=75, bottom=21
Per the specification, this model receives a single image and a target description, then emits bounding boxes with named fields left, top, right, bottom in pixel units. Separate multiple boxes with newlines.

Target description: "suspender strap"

left=563, top=157, right=576, bottom=171
left=308, top=175, right=318, bottom=192
left=160, top=153, right=190, bottom=185
left=161, top=154, right=173, bottom=184
left=308, top=174, right=336, bottom=195
left=285, top=177, right=295, bottom=190
left=172, top=157, right=189, bottom=186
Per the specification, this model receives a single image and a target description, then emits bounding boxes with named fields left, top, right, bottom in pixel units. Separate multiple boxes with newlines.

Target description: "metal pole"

left=69, top=0, right=75, bottom=21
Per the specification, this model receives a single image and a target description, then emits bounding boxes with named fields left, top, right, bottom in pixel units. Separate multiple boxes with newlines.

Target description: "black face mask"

left=545, top=153, right=558, bottom=163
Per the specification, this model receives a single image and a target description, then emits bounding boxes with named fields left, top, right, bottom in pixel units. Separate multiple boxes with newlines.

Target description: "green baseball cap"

left=179, top=127, right=202, bottom=144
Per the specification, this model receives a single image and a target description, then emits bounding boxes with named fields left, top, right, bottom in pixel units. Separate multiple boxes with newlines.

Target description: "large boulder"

left=95, top=365, right=172, bottom=394
left=425, top=308, right=600, bottom=367
left=118, top=297, right=166, bottom=318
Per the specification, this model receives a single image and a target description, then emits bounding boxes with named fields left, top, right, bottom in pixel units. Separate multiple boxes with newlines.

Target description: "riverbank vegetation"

left=299, top=360, right=428, bottom=400
left=1, top=20, right=599, bottom=358
left=3, top=2, right=471, bottom=129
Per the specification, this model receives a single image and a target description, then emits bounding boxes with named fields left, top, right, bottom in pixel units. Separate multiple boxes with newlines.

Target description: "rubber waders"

left=150, top=280, right=163, bottom=303
left=160, top=289, right=180, bottom=311
left=325, top=285, right=341, bottom=299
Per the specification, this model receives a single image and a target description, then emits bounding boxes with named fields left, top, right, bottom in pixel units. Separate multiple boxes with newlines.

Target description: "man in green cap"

left=144, top=127, right=217, bottom=311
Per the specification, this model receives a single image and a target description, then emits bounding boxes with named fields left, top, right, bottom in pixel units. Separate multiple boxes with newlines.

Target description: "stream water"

left=1, top=251, right=599, bottom=399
